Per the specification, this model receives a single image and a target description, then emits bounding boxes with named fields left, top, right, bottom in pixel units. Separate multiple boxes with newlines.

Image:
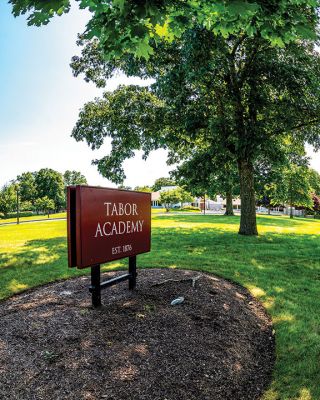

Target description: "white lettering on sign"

left=103, top=202, right=138, bottom=216
left=111, top=244, right=133, bottom=255
left=94, top=220, right=144, bottom=237
left=94, top=202, right=144, bottom=238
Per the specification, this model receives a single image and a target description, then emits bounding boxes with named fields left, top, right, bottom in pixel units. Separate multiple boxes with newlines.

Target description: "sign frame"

left=67, top=185, right=152, bottom=307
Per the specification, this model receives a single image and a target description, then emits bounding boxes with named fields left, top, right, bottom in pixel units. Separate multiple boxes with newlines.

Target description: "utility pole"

left=289, top=176, right=293, bottom=219
left=16, top=185, right=20, bottom=225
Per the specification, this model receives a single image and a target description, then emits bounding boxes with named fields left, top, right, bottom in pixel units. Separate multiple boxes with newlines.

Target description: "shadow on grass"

left=0, top=237, right=127, bottom=301
left=0, top=237, right=70, bottom=300
left=0, top=223, right=319, bottom=400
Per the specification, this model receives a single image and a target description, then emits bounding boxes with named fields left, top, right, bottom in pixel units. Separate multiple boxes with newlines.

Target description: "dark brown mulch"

left=0, top=269, right=275, bottom=400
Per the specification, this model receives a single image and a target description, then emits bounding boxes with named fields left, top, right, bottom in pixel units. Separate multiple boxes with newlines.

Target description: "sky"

left=0, top=1, right=171, bottom=189
left=0, top=2, right=320, bottom=189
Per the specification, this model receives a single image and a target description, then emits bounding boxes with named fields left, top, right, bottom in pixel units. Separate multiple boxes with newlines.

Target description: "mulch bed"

left=0, top=269, right=275, bottom=400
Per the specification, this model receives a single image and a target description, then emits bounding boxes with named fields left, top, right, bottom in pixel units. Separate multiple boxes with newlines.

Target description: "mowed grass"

left=0, top=212, right=66, bottom=224
left=0, top=208, right=167, bottom=225
left=0, top=214, right=319, bottom=400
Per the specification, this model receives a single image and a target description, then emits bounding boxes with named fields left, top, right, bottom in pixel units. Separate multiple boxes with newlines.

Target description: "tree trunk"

left=238, top=159, right=258, bottom=235
left=224, top=191, right=234, bottom=216
left=289, top=177, right=294, bottom=219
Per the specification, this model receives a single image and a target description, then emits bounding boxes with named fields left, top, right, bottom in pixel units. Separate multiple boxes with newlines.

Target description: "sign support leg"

left=129, top=256, right=137, bottom=290
left=91, top=264, right=101, bottom=308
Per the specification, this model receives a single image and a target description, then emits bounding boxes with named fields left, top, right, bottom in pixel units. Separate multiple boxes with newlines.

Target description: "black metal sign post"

left=90, top=265, right=101, bottom=308
left=129, top=256, right=137, bottom=290
left=89, top=256, right=137, bottom=308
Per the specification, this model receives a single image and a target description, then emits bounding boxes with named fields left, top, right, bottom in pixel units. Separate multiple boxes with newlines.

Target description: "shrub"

left=0, top=211, right=34, bottom=219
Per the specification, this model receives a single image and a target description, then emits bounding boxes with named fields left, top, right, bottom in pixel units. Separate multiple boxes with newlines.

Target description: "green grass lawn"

left=0, top=212, right=67, bottom=224
left=0, top=214, right=319, bottom=400
left=0, top=208, right=168, bottom=225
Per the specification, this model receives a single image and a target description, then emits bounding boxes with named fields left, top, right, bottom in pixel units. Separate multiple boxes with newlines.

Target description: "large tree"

left=70, top=35, right=320, bottom=234
left=10, top=1, right=320, bottom=235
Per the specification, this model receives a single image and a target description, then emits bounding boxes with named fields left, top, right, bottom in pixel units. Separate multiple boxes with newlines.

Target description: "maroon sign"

left=67, top=186, right=151, bottom=269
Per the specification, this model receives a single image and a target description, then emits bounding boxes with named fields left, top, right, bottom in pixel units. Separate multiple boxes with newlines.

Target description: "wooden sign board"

left=67, top=186, right=151, bottom=269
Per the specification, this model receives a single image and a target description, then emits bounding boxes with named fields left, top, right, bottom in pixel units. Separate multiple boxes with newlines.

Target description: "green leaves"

left=134, top=38, right=154, bottom=60
left=10, top=0, right=71, bottom=26
left=268, top=164, right=314, bottom=209
left=10, top=0, right=320, bottom=59
left=72, top=85, right=165, bottom=182
left=113, top=0, right=125, bottom=12
left=228, top=1, right=260, bottom=17
left=159, top=187, right=193, bottom=211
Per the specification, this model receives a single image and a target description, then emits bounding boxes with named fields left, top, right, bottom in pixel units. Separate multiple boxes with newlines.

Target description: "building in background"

left=151, top=186, right=241, bottom=211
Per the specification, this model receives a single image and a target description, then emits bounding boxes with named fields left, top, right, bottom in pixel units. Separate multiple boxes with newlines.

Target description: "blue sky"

left=0, top=1, right=170, bottom=188
left=0, top=2, right=319, bottom=189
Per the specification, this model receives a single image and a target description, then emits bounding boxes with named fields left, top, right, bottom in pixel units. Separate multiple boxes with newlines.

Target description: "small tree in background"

left=308, top=169, right=320, bottom=194
left=134, top=186, right=152, bottom=193
left=63, top=170, right=88, bottom=186
left=268, top=165, right=313, bottom=218
left=0, top=184, right=16, bottom=218
left=152, top=177, right=176, bottom=192
left=172, top=150, right=239, bottom=216
left=34, top=196, right=55, bottom=218
left=17, top=172, right=37, bottom=205
left=159, top=188, right=193, bottom=212
left=117, top=185, right=132, bottom=191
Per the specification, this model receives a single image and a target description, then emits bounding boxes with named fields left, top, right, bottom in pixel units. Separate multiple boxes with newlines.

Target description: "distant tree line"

left=0, top=169, right=87, bottom=218
left=133, top=166, right=320, bottom=218
left=2, top=165, right=319, bottom=220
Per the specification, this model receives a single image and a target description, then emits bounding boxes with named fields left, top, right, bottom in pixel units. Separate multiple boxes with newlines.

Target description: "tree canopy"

left=34, top=196, right=55, bottom=217
left=35, top=168, right=65, bottom=210
left=152, top=177, right=176, bottom=192
left=63, top=170, right=88, bottom=186
left=268, top=164, right=314, bottom=217
left=10, top=1, right=320, bottom=59
left=0, top=184, right=17, bottom=217
left=0, top=169, right=88, bottom=215
left=17, top=172, right=37, bottom=204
